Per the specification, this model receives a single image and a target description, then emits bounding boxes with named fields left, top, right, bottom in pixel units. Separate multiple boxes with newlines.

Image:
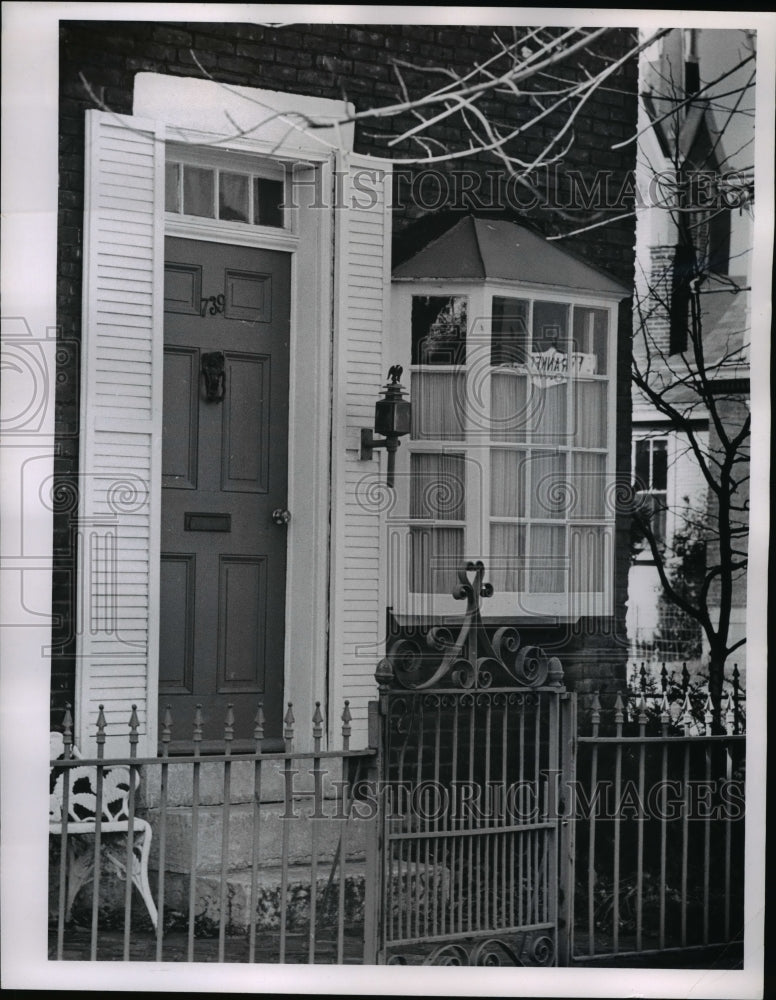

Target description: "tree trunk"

left=707, top=645, right=726, bottom=735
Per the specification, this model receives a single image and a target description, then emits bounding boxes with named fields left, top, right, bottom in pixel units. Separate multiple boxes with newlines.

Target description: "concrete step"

left=156, top=864, right=368, bottom=933
left=146, top=801, right=368, bottom=873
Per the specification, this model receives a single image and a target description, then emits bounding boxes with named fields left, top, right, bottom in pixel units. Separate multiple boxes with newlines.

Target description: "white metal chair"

left=49, top=732, right=158, bottom=929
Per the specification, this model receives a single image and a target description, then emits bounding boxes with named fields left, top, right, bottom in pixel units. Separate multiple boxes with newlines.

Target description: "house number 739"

left=200, top=294, right=226, bottom=317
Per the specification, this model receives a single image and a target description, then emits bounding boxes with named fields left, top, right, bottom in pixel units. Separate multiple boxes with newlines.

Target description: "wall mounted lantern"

left=360, top=365, right=411, bottom=488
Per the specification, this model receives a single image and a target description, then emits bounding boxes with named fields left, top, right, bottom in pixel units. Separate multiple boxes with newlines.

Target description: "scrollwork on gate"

left=376, top=561, right=564, bottom=692
left=384, top=930, right=555, bottom=966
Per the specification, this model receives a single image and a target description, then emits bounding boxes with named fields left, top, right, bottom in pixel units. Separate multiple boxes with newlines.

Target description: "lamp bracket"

left=360, top=427, right=384, bottom=461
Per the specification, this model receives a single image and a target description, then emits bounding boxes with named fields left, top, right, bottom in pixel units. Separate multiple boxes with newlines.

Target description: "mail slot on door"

left=184, top=512, right=232, bottom=532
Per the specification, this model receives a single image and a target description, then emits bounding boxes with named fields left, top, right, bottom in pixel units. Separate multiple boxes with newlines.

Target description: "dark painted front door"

left=160, top=237, right=290, bottom=746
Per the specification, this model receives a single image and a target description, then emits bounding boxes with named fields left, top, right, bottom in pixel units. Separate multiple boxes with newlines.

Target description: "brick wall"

left=53, top=21, right=640, bottom=719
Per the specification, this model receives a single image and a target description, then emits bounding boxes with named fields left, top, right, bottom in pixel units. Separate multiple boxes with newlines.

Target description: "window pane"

left=532, top=301, right=569, bottom=354
left=411, top=372, right=466, bottom=440
left=490, top=523, right=525, bottom=593
left=573, top=380, right=607, bottom=447
left=254, top=177, right=285, bottom=227
left=219, top=171, right=249, bottom=222
left=410, top=453, right=465, bottom=520
left=491, top=296, right=529, bottom=365
left=528, top=378, right=567, bottom=445
left=183, top=165, right=215, bottom=218
left=570, top=452, right=606, bottom=519
left=409, top=527, right=463, bottom=594
left=490, top=449, right=526, bottom=518
left=528, top=451, right=567, bottom=520
left=572, top=306, right=608, bottom=375
left=411, top=296, right=467, bottom=365
left=528, top=524, right=565, bottom=592
left=635, top=491, right=667, bottom=547
left=570, top=525, right=607, bottom=592
left=651, top=438, right=668, bottom=490
left=634, top=438, right=650, bottom=488
left=165, top=162, right=180, bottom=213
left=490, top=372, right=529, bottom=442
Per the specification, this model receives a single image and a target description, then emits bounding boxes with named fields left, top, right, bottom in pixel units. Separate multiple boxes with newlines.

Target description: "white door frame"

left=134, top=76, right=347, bottom=752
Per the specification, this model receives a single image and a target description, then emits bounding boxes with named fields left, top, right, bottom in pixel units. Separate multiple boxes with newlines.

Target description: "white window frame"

left=163, top=142, right=299, bottom=249
left=632, top=432, right=670, bottom=557
left=388, top=279, right=620, bottom=621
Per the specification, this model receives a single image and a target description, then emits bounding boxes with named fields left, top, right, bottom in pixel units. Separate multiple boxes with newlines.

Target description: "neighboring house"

left=628, top=28, right=752, bottom=674
left=49, top=21, right=641, bottom=755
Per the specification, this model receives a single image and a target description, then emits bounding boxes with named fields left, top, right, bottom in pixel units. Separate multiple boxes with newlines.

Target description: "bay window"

left=388, top=282, right=618, bottom=620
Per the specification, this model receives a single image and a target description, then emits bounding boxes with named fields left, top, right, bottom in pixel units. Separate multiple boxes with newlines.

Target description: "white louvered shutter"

left=330, top=153, right=393, bottom=746
left=76, top=110, right=164, bottom=754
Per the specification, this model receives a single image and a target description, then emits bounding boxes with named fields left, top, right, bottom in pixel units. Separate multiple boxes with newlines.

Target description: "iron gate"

left=372, top=562, right=576, bottom=966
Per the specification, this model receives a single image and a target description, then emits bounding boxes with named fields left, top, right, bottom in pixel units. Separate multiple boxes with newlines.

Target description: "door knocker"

left=201, top=351, right=226, bottom=402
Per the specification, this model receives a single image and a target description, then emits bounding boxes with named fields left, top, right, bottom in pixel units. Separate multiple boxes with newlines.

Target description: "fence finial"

left=724, top=690, right=735, bottom=736
left=312, top=701, right=324, bottom=752
left=224, top=703, right=235, bottom=745
left=681, top=691, right=693, bottom=735
left=342, top=700, right=352, bottom=750
left=703, top=691, right=713, bottom=733
left=284, top=702, right=295, bottom=750
left=161, top=705, right=173, bottom=750
left=660, top=663, right=668, bottom=693
left=129, top=704, right=140, bottom=753
left=639, top=662, right=647, bottom=694
left=638, top=691, right=648, bottom=728
left=254, top=702, right=265, bottom=747
left=681, top=662, right=690, bottom=693
left=62, top=704, right=73, bottom=757
left=96, top=704, right=107, bottom=756
left=193, top=704, right=203, bottom=749
left=659, top=691, right=670, bottom=734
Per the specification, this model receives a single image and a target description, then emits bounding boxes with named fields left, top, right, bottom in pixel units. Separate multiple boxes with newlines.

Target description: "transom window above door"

left=388, top=217, right=628, bottom=620
left=165, top=156, right=286, bottom=228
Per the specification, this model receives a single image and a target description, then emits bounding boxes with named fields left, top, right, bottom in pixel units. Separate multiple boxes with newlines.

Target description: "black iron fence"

left=571, top=685, right=746, bottom=964
left=48, top=569, right=747, bottom=968
left=49, top=701, right=380, bottom=963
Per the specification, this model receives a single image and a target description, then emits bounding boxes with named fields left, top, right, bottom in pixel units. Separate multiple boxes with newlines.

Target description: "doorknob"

left=272, top=508, right=291, bottom=525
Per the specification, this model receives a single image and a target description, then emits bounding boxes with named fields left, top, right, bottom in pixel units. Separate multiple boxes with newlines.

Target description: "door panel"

left=161, top=237, right=291, bottom=745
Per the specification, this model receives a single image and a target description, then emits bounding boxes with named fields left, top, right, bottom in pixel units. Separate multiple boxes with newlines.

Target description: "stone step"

left=141, top=756, right=363, bottom=808
left=154, top=864, right=368, bottom=933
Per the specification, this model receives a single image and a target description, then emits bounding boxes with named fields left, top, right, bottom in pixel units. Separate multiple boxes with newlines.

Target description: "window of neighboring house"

left=403, top=293, right=614, bottom=615
left=165, top=160, right=286, bottom=228
left=633, top=436, right=668, bottom=550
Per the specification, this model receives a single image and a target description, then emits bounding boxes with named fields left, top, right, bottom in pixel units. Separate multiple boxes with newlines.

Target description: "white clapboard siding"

left=76, top=111, right=164, bottom=754
left=330, top=154, right=392, bottom=745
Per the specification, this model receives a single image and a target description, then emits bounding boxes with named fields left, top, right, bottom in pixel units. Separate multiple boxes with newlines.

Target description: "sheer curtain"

left=529, top=451, right=567, bottom=519
left=411, top=372, right=466, bottom=440
left=530, top=378, right=567, bottom=445
left=570, top=525, right=608, bottom=592
left=528, top=525, right=565, bottom=593
left=490, top=372, right=528, bottom=442
left=570, top=452, right=606, bottom=519
left=573, top=380, right=607, bottom=448
left=490, top=523, right=525, bottom=593
left=409, top=526, right=464, bottom=594
left=410, top=453, right=466, bottom=520
left=490, top=449, right=526, bottom=518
